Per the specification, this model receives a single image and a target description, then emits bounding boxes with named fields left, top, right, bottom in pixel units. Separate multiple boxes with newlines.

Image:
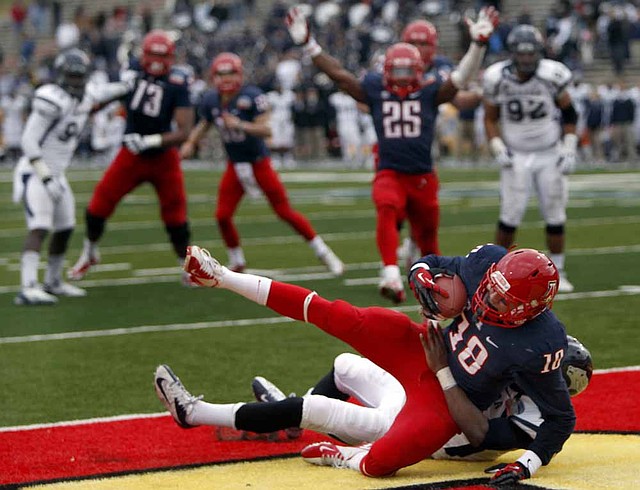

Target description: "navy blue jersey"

left=361, top=71, right=443, bottom=174
left=198, top=85, right=270, bottom=163
left=124, top=66, right=191, bottom=141
left=420, top=244, right=575, bottom=465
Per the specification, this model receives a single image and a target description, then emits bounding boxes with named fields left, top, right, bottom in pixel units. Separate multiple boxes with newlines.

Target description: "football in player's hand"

left=432, top=274, right=467, bottom=319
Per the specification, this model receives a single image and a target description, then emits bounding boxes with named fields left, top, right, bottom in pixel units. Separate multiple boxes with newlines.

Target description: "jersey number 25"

left=382, top=100, right=421, bottom=138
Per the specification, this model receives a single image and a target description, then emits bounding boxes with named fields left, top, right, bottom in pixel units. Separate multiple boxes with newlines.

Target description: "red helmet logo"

left=210, top=52, right=243, bottom=95
left=472, top=249, right=560, bottom=328
left=141, top=30, right=175, bottom=76
left=401, top=20, right=438, bottom=66
left=383, top=43, right=424, bottom=99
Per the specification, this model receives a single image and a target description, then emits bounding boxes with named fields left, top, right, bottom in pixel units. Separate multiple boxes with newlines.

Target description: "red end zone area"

left=1, top=369, right=638, bottom=487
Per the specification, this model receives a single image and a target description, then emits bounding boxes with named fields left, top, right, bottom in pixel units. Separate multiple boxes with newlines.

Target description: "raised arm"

left=285, top=7, right=366, bottom=103
left=435, top=7, right=499, bottom=106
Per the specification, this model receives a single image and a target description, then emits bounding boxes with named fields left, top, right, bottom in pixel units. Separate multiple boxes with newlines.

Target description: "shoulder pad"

left=168, top=68, right=191, bottom=87
left=482, top=61, right=510, bottom=92
left=32, top=85, right=65, bottom=117
left=536, top=59, right=572, bottom=88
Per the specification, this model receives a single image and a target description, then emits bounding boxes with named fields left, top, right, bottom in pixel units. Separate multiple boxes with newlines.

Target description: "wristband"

left=304, top=37, right=322, bottom=58
left=563, top=133, right=578, bottom=151
left=489, top=137, right=507, bottom=157
left=516, top=450, right=542, bottom=477
left=142, top=134, right=163, bottom=149
left=435, top=367, right=457, bottom=391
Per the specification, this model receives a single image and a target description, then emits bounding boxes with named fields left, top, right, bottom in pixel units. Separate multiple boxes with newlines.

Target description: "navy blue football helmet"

left=54, top=49, right=91, bottom=99
left=507, top=25, right=544, bottom=77
left=563, top=335, right=593, bottom=396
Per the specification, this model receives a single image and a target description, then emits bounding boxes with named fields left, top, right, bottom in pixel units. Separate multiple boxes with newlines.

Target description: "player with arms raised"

left=285, top=5, right=499, bottom=303
left=180, top=53, right=343, bottom=274
left=13, top=50, right=131, bottom=305
left=484, top=25, right=578, bottom=292
left=69, top=30, right=194, bottom=284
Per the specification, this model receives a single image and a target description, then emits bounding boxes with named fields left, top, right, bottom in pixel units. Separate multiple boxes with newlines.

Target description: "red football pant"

left=372, top=169, right=440, bottom=266
left=215, top=157, right=316, bottom=248
left=88, top=147, right=187, bottom=226
left=266, top=281, right=457, bottom=476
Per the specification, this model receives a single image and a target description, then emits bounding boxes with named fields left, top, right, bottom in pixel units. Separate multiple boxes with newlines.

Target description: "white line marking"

left=0, top=364, right=637, bottom=433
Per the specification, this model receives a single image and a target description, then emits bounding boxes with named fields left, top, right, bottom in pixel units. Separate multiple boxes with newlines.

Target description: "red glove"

left=489, top=461, right=530, bottom=485
left=408, top=266, right=450, bottom=321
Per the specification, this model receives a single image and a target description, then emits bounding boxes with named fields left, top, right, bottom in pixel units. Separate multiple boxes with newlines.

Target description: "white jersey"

left=483, top=59, right=572, bottom=152
left=266, top=89, right=295, bottom=122
left=18, top=83, right=98, bottom=175
left=329, top=91, right=360, bottom=130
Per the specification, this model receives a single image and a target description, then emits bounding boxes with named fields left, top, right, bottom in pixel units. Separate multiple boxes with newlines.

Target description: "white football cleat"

left=318, top=248, right=344, bottom=276
left=378, top=265, right=406, bottom=304
left=67, top=247, right=100, bottom=281
left=44, top=281, right=87, bottom=297
left=183, top=245, right=225, bottom=287
left=154, top=364, right=202, bottom=429
left=14, top=286, right=58, bottom=306
left=558, top=273, right=575, bottom=293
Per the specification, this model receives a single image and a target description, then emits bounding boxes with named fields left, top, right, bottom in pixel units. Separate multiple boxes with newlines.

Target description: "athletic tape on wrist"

left=304, top=38, right=322, bottom=58
left=517, top=450, right=542, bottom=476
left=436, top=367, right=457, bottom=391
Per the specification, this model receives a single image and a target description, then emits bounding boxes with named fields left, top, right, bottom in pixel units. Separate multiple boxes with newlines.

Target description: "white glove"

left=286, top=6, right=311, bottom=45
left=466, top=6, right=500, bottom=44
left=123, top=133, right=162, bottom=154
left=286, top=6, right=322, bottom=56
left=558, top=134, right=578, bottom=175
left=43, top=175, right=65, bottom=202
left=489, top=137, right=513, bottom=169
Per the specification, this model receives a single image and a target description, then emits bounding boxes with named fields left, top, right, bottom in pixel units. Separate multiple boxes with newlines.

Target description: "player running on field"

left=69, top=30, right=195, bottom=285
left=179, top=52, right=343, bottom=275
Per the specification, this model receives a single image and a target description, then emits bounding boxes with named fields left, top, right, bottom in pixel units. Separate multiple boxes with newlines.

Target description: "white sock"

left=84, top=238, right=98, bottom=256
left=382, top=264, right=401, bottom=280
left=227, top=246, right=246, bottom=266
left=45, top=254, right=65, bottom=286
left=309, top=236, right=328, bottom=257
left=21, top=250, right=40, bottom=289
left=549, top=253, right=565, bottom=272
left=189, top=401, right=244, bottom=428
left=221, top=270, right=272, bottom=305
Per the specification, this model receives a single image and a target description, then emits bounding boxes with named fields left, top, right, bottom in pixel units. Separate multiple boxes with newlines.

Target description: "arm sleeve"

left=174, top=83, right=191, bottom=108
left=512, top=369, right=576, bottom=465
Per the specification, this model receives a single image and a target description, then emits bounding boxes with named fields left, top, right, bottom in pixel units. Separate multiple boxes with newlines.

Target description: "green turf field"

left=1, top=164, right=639, bottom=427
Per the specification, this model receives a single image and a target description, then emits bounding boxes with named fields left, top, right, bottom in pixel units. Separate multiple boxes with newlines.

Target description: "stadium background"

left=0, top=0, right=639, bottom=488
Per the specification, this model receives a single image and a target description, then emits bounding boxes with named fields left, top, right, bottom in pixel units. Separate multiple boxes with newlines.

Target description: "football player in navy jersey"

left=69, top=30, right=194, bottom=284
left=179, top=52, right=343, bottom=275
left=285, top=6, right=499, bottom=303
left=155, top=242, right=573, bottom=482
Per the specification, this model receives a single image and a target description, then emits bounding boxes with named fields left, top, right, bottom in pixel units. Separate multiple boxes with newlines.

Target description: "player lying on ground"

left=155, top=335, right=591, bottom=471
left=156, top=243, right=576, bottom=483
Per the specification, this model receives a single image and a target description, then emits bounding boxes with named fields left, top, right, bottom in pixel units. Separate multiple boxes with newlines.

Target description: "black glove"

left=408, top=266, right=451, bottom=321
left=488, top=461, right=530, bottom=486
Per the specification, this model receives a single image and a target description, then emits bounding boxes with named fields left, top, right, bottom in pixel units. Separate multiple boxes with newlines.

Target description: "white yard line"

left=1, top=286, right=639, bottom=345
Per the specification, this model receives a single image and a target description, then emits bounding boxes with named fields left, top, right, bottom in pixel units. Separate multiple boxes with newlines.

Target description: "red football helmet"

left=472, top=249, right=559, bottom=328
left=210, top=52, right=243, bottom=95
left=383, top=43, right=424, bottom=99
left=141, top=30, right=175, bottom=76
left=401, top=20, right=438, bottom=67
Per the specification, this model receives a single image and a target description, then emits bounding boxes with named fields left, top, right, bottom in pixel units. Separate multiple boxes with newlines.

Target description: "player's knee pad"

left=165, top=222, right=190, bottom=247
left=498, top=221, right=517, bottom=234
left=301, top=394, right=389, bottom=445
left=546, top=224, right=565, bottom=236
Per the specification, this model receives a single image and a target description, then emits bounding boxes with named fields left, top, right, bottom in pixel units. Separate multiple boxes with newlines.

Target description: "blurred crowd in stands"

left=1, top=0, right=640, bottom=167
